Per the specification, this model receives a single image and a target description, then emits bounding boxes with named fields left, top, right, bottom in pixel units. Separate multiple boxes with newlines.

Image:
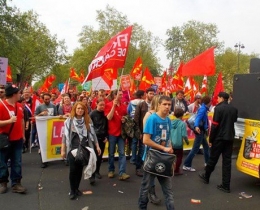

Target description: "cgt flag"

left=84, top=26, right=133, bottom=83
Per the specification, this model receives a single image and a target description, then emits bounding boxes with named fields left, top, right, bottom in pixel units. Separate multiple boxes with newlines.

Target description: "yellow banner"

left=236, top=119, right=260, bottom=178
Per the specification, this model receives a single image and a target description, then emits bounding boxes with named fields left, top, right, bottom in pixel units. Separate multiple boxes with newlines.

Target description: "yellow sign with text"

left=236, top=119, right=260, bottom=178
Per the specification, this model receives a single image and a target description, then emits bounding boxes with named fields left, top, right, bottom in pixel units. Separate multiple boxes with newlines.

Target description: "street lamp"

left=234, top=42, right=245, bottom=72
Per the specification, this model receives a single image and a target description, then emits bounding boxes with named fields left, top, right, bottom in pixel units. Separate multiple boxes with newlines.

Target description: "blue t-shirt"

left=143, top=113, right=171, bottom=160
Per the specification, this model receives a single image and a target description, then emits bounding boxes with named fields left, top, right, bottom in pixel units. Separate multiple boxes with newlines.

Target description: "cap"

left=5, top=84, right=20, bottom=97
left=218, top=92, right=229, bottom=100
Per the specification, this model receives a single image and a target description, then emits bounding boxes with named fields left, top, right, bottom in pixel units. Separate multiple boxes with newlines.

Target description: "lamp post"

left=234, top=42, right=245, bottom=72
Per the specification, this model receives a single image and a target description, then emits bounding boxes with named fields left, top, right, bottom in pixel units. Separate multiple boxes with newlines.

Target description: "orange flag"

left=182, top=47, right=215, bottom=76
left=6, top=66, right=13, bottom=83
left=130, top=57, right=143, bottom=81
left=79, top=70, right=85, bottom=83
left=102, top=68, right=118, bottom=88
left=139, top=67, right=154, bottom=91
left=211, top=72, right=224, bottom=106
left=70, top=68, right=81, bottom=82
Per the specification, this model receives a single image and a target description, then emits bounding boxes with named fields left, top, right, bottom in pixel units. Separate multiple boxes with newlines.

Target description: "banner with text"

left=36, top=116, right=65, bottom=163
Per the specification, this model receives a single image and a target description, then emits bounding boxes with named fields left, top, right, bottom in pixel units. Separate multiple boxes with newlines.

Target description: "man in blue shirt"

left=138, top=96, right=174, bottom=210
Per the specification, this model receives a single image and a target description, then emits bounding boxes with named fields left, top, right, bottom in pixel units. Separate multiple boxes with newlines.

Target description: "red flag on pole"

left=169, top=62, right=184, bottom=93
left=84, top=26, right=133, bottom=82
left=139, top=67, right=154, bottom=91
left=130, top=57, right=143, bottom=81
left=182, top=47, right=215, bottom=76
left=211, top=72, right=224, bottom=106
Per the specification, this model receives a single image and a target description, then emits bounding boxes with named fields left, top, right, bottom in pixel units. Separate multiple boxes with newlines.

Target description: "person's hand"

left=9, top=115, right=17, bottom=123
left=96, top=147, right=101, bottom=156
left=41, top=110, right=48, bottom=116
left=113, top=99, right=119, bottom=106
left=103, top=138, right=108, bottom=143
left=209, top=143, right=212, bottom=147
left=195, top=127, right=201, bottom=134
left=121, top=117, right=126, bottom=123
left=61, top=150, right=66, bottom=159
left=163, top=147, right=173, bottom=154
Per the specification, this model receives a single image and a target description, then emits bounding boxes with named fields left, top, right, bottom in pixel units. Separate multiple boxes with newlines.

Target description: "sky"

left=10, top=0, right=260, bottom=70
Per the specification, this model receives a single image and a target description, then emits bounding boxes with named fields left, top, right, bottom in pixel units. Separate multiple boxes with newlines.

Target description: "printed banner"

left=36, top=116, right=65, bottom=162
left=154, top=77, right=162, bottom=89
left=120, top=74, right=131, bottom=91
left=236, top=119, right=260, bottom=178
left=0, top=57, right=8, bottom=85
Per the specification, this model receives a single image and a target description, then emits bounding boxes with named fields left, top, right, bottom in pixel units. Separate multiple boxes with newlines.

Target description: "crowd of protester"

left=0, top=84, right=237, bottom=210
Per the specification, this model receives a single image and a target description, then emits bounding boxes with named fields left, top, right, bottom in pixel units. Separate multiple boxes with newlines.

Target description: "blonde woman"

left=61, top=102, right=101, bottom=200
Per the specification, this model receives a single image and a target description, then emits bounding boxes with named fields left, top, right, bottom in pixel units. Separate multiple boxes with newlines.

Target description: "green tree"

left=1, top=1, right=67, bottom=87
left=165, top=20, right=224, bottom=67
left=70, top=5, right=162, bottom=77
left=214, top=48, right=257, bottom=93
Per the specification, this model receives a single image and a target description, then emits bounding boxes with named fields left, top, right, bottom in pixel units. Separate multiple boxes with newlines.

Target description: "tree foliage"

left=70, top=5, right=162, bottom=77
left=0, top=0, right=67, bottom=87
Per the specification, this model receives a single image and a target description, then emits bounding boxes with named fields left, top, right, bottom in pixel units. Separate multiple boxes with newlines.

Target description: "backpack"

left=121, top=115, right=141, bottom=139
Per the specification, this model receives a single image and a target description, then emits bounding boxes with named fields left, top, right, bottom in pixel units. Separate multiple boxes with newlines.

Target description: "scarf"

left=72, top=117, right=88, bottom=141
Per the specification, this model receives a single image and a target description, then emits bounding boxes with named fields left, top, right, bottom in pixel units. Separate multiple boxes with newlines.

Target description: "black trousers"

left=205, top=140, right=233, bottom=188
left=68, top=151, right=83, bottom=192
left=95, top=138, right=106, bottom=174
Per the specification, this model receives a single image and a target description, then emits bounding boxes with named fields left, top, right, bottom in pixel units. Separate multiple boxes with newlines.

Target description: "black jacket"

left=209, top=101, right=238, bottom=143
left=89, top=110, right=108, bottom=140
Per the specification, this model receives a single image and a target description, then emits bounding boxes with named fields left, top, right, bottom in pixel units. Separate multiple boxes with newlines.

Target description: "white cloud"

left=11, top=0, right=260, bottom=70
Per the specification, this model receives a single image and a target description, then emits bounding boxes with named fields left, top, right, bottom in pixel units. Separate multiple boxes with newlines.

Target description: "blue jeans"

left=0, top=139, right=23, bottom=186
left=108, top=135, right=126, bottom=175
left=138, top=171, right=174, bottom=210
left=130, top=137, right=138, bottom=162
left=135, top=139, right=144, bottom=169
left=184, top=131, right=209, bottom=167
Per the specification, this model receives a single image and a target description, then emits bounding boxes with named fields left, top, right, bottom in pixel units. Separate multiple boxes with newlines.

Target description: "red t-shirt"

left=0, top=101, right=24, bottom=141
left=104, top=101, right=127, bottom=136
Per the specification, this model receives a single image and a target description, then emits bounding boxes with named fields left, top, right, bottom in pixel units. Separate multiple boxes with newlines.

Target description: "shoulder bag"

left=143, top=148, right=176, bottom=177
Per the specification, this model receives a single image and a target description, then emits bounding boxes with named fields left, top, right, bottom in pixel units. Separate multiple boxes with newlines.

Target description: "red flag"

left=200, top=75, right=208, bottom=94
left=40, top=74, right=56, bottom=92
left=31, top=94, right=41, bottom=113
left=120, top=74, right=131, bottom=91
left=70, top=68, right=82, bottom=82
left=169, top=62, right=184, bottom=93
left=211, top=72, right=224, bottom=106
left=129, top=79, right=136, bottom=96
left=161, top=71, right=167, bottom=91
left=79, top=70, right=85, bottom=83
left=182, top=47, right=215, bottom=76
left=6, top=66, right=13, bottom=83
left=102, top=68, right=118, bottom=88
left=139, top=67, right=154, bottom=91
left=84, top=26, right=133, bottom=82
left=130, top=57, right=143, bottom=81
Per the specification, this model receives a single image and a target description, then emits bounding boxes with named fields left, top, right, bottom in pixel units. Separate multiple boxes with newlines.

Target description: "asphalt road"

left=0, top=148, right=259, bottom=210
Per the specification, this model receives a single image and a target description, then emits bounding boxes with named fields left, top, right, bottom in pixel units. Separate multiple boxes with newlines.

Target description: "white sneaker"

left=183, top=166, right=196, bottom=172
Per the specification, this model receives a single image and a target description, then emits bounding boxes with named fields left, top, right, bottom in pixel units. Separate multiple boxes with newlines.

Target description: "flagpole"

left=93, top=77, right=103, bottom=91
